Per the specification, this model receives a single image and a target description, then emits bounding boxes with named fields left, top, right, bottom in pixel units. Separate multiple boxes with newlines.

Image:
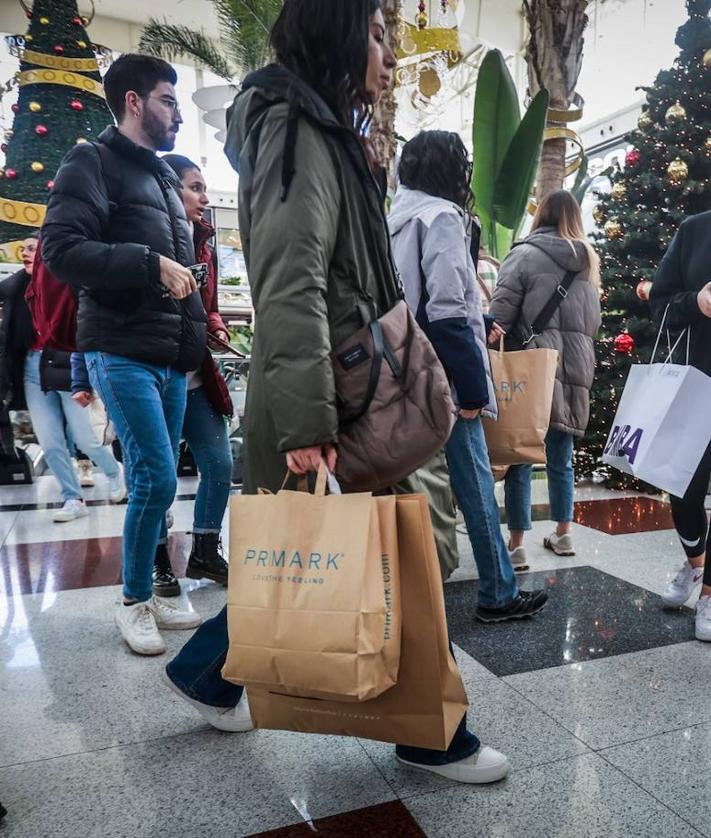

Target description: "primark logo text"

left=244, top=549, right=342, bottom=570
left=495, top=380, right=525, bottom=401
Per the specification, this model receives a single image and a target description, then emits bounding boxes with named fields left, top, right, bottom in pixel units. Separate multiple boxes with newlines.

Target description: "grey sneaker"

left=544, top=532, right=575, bottom=556
left=510, top=546, right=530, bottom=572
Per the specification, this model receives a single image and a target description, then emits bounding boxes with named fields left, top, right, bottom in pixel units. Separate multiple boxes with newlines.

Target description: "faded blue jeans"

left=505, top=429, right=575, bottom=531
left=445, top=416, right=518, bottom=609
left=167, top=607, right=480, bottom=765
left=24, top=350, right=119, bottom=501
left=86, top=352, right=186, bottom=603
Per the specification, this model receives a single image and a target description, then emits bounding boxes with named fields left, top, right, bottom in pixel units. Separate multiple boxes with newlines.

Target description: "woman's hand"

left=72, top=391, right=94, bottom=408
left=208, top=329, right=231, bottom=350
left=459, top=408, right=482, bottom=420
left=286, top=443, right=338, bottom=475
left=487, top=322, right=506, bottom=347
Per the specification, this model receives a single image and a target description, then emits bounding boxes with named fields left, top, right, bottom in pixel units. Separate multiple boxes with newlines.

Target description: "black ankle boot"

left=186, top=532, right=229, bottom=586
left=152, top=543, right=180, bottom=597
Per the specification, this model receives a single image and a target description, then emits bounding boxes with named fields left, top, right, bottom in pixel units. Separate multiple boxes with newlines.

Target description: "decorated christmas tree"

left=577, top=0, right=711, bottom=486
left=0, top=0, right=112, bottom=261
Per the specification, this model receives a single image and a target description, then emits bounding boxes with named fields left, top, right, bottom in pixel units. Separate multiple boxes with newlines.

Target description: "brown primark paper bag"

left=483, top=341, right=559, bottom=466
left=223, top=465, right=401, bottom=703
left=246, top=493, right=469, bottom=750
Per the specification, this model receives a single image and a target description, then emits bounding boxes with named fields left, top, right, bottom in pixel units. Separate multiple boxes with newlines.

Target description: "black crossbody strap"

left=524, top=269, right=577, bottom=345
left=341, top=320, right=385, bottom=426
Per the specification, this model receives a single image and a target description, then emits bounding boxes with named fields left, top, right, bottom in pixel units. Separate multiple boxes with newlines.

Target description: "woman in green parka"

left=163, top=0, right=509, bottom=785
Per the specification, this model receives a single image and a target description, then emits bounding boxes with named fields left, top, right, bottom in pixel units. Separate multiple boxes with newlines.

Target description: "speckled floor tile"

left=445, top=566, right=694, bottom=676
left=504, top=642, right=711, bottom=750
left=601, top=722, right=711, bottom=835
left=405, top=752, right=703, bottom=838
left=0, top=728, right=395, bottom=838
left=0, top=582, right=227, bottom=767
left=358, top=647, right=590, bottom=799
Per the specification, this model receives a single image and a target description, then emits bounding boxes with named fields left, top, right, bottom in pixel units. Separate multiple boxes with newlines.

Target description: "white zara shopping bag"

left=602, top=317, right=711, bottom=497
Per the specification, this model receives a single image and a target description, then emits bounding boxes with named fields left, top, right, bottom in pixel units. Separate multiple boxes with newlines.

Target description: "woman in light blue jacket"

left=390, top=130, right=548, bottom=623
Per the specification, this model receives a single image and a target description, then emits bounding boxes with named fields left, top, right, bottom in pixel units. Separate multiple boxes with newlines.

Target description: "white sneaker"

left=543, top=532, right=575, bottom=556
left=166, top=510, right=174, bottom=530
left=76, top=459, right=94, bottom=487
left=108, top=463, right=127, bottom=504
left=147, top=595, right=202, bottom=630
left=696, top=596, right=711, bottom=642
left=53, top=498, right=90, bottom=523
left=162, top=670, right=254, bottom=732
left=662, top=561, right=703, bottom=607
left=115, top=600, right=165, bottom=655
left=510, top=546, right=530, bottom=572
left=397, top=745, right=510, bottom=784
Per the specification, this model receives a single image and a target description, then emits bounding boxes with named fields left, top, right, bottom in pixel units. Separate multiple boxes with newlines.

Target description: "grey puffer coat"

left=489, top=228, right=601, bottom=437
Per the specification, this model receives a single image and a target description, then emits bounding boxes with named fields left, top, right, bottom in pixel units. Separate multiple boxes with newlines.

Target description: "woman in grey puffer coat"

left=490, top=190, right=601, bottom=562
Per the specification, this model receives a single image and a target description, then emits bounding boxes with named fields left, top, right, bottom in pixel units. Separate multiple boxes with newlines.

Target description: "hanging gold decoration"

left=611, top=182, right=627, bottom=201
left=604, top=219, right=623, bottom=240
left=665, top=101, right=687, bottom=124
left=637, top=112, right=653, bottom=130
left=704, top=136, right=711, bottom=157
left=593, top=204, right=605, bottom=225
left=703, top=47, right=711, bottom=68
left=667, top=157, right=689, bottom=184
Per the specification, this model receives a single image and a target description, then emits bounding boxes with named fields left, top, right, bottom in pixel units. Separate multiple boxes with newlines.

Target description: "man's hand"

left=698, top=283, right=711, bottom=318
left=159, top=256, right=197, bottom=300
left=286, top=443, right=338, bottom=475
left=72, top=391, right=94, bottom=408
left=459, top=408, right=483, bottom=420
left=487, top=322, right=506, bottom=347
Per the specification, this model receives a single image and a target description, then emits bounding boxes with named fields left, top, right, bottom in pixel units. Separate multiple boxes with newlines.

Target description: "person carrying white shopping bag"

left=602, top=307, right=711, bottom=498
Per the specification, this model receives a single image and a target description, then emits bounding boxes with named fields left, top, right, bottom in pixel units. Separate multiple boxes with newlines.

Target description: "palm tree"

left=523, top=0, right=589, bottom=200
left=138, top=0, right=282, bottom=81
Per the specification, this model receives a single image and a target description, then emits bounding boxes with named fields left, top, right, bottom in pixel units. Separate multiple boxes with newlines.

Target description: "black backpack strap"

left=92, top=141, right=122, bottom=205
left=523, top=269, right=577, bottom=346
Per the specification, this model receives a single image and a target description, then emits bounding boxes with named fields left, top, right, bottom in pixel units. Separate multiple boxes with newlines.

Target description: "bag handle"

left=340, top=319, right=385, bottom=426
left=651, top=304, right=691, bottom=366
left=278, top=460, right=342, bottom=496
left=522, top=269, right=576, bottom=347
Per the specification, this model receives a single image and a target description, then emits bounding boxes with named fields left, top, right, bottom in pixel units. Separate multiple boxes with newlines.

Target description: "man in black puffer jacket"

left=41, top=54, right=206, bottom=655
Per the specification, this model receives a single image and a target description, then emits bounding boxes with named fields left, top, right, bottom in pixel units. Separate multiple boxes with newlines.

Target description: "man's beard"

left=143, top=109, right=177, bottom=152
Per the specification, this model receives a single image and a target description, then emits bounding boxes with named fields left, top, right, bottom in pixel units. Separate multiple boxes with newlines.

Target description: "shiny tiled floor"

left=2, top=473, right=710, bottom=837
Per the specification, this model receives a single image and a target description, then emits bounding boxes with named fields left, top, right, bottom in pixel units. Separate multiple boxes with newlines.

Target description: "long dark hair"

left=161, top=153, right=200, bottom=181
left=398, top=131, right=474, bottom=212
left=270, top=0, right=380, bottom=128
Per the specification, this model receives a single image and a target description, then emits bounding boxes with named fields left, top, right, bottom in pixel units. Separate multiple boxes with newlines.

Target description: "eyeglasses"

left=146, top=95, right=182, bottom=115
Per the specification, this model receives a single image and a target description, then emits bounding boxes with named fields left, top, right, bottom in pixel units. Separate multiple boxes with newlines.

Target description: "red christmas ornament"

left=72, top=15, right=82, bottom=25
left=53, top=44, right=65, bottom=55
left=70, top=99, right=84, bottom=112
left=35, top=124, right=48, bottom=137
left=46, top=180, right=55, bottom=190
left=25, top=9, right=33, bottom=18
left=636, top=280, right=652, bottom=302
left=11, top=104, right=19, bottom=114
left=625, top=149, right=641, bottom=167
left=5, top=168, right=17, bottom=180
left=0, top=144, right=6, bottom=154
left=614, top=332, right=635, bottom=355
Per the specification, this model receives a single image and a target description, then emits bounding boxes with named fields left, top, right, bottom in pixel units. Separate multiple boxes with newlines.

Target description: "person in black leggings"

left=650, top=209, right=711, bottom=641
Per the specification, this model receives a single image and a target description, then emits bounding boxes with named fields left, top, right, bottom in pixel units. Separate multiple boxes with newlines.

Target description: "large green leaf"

left=494, top=223, right=515, bottom=261
left=492, top=89, right=550, bottom=229
left=472, top=49, right=520, bottom=223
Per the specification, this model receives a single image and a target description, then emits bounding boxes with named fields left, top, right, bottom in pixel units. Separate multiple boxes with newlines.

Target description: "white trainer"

left=162, top=670, right=254, bottom=732
left=696, top=596, right=711, bottom=642
left=115, top=600, right=165, bottom=655
left=662, top=561, right=703, bottom=607
left=108, top=463, right=127, bottom=504
left=76, top=459, right=94, bottom=487
left=147, top=595, right=202, bottom=630
left=510, top=546, right=530, bottom=572
left=53, top=498, right=90, bottom=523
left=543, top=532, right=575, bottom=556
left=397, top=745, right=510, bottom=784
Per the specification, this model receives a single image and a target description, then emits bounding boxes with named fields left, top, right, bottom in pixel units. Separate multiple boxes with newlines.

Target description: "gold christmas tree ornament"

left=666, top=157, right=689, bottom=183
left=665, top=101, right=687, bottom=124
left=604, top=219, right=624, bottom=240
left=703, top=47, right=711, bottom=68
left=637, top=111, right=653, bottom=130
left=611, top=182, right=628, bottom=201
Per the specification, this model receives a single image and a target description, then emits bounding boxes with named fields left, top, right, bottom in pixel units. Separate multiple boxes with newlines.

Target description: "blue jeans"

left=505, top=429, right=575, bottom=531
left=183, top=386, right=232, bottom=533
left=86, top=352, right=186, bottom=603
left=445, top=416, right=518, bottom=609
left=24, top=350, right=119, bottom=501
left=166, top=607, right=480, bottom=765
